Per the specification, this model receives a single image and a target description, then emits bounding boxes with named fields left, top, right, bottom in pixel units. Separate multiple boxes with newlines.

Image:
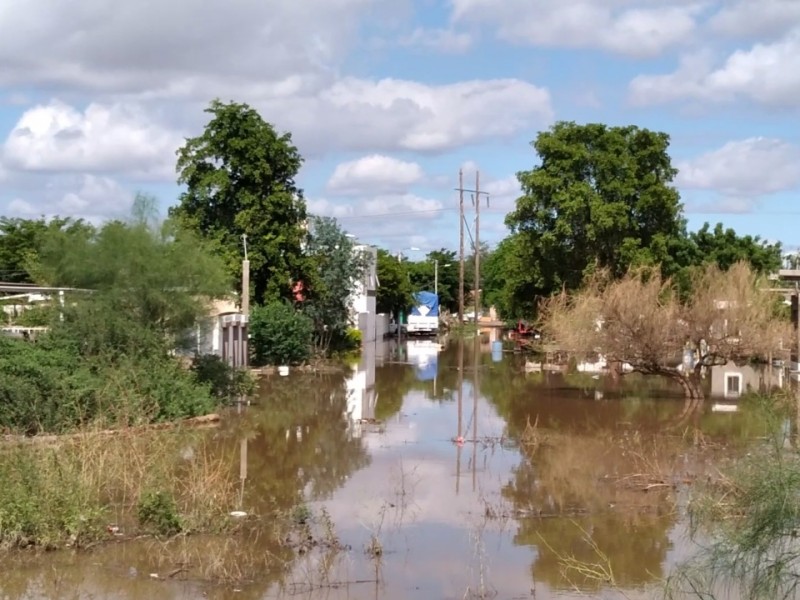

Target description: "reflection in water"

left=0, top=340, right=776, bottom=599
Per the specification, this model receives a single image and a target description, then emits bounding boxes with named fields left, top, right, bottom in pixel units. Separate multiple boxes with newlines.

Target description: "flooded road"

left=0, top=338, right=777, bottom=599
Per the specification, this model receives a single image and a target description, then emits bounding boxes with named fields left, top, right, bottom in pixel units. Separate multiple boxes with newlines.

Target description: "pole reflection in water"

left=472, top=334, right=479, bottom=492
left=456, top=337, right=464, bottom=495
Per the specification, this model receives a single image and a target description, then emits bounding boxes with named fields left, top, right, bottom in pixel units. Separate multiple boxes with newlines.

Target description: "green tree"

left=302, top=216, right=370, bottom=353
left=481, top=234, right=538, bottom=319
left=249, top=301, right=313, bottom=366
left=170, top=99, right=308, bottom=305
left=688, top=222, right=781, bottom=274
left=36, top=197, right=229, bottom=340
left=407, top=249, right=459, bottom=312
left=376, top=249, right=413, bottom=318
left=506, top=121, right=686, bottom=309
left=0, top=217, right=93, bottom=283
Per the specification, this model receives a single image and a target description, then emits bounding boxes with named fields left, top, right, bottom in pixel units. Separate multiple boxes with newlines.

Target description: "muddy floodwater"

left=1, top=338, right=779, bottom=600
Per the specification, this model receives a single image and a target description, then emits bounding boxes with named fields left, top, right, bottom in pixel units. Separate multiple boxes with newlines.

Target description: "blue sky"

left=1, top=0, right=799, bottom=256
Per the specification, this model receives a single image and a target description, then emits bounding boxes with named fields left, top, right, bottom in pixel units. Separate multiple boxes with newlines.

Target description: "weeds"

left=0, top=426, right=237, bottom=549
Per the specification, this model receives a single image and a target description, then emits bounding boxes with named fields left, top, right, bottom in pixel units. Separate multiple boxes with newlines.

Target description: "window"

left=725, top=373, right=742, bottom=398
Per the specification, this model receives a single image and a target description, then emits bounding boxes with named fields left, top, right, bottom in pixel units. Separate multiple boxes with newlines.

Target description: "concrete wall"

left=710, top=361, right=785, bottom=398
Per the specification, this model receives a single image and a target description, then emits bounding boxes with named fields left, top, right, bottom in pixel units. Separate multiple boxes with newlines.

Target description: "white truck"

left=405, top=291, right=439, bottom=336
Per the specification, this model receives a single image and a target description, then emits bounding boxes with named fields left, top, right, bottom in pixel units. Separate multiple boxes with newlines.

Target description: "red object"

left=292, top=280, right=306, bottom=302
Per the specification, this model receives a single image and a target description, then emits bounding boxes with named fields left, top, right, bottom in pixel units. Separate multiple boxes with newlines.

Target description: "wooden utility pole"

left=458, top=169, right=465, bottom=324
left=474, top=171, right=481, bottom=326
left=455, top=169, right=489, bottom=325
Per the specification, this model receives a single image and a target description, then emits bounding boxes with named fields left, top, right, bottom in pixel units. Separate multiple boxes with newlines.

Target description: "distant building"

left=350, top=244, right=382, bottom=343
left=710, top=360, right=785, bottom=399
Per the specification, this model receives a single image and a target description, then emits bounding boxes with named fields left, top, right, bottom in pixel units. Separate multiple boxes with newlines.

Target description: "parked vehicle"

left=406, top=291, right=439, bottom=336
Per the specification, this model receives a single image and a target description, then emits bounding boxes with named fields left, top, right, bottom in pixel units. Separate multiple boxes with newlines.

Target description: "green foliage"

left=0, top=205, right=231, bottom=434
left=482, top=235, right=538, bottom=319
left=376, top=249, right=413, bottom=317
left=0, top=447, right=105, bottom=549
left=670, top=396, right=800, bottom=599
left=250, top=301, right=313, bottom=366
left=0, top=217, right=93, bottom=284
left=407, top=249, right=459, bottom=312
left=137, top=490, right=182, bottom=536
left=190, top=353, right=255, bottom=400
left=301, top=216, right=370, bottom=353
left=507, top=121, right=685, bottom=308
left=170, top=99, right=308, bottom=304
left=36, top=197, right=229, bottom=338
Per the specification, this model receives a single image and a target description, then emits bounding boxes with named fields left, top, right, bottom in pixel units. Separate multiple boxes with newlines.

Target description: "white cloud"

left=0, top=0, right=380, bottom=99
left=327, top=155, right=425, bottom=195
left=450, top=0, right=700, bottom=58
left=629, top=30, right=800, bottom=107
left=266, top=77, right=553, bottom=155
left=5, top=174, right=134, bottom=222
left=400, top=27, right=473, bottom=53
left=676, top=137, right=800, bottom=201
left=2, top=101, right=181, bottom=180
left=710, top=0, right=800, bottom=39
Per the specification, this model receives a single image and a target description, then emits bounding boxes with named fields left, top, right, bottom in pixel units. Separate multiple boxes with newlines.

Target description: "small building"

left=350, top=244, right=385, bottom=343
left=710, top=360, right=784, bottom=399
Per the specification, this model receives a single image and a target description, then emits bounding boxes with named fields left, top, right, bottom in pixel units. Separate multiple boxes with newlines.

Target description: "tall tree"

left=407, top=249, right=459, bottom=312
left=170, top=99, right=307, bottom=304
left=302, top=216, right=369, bottom=353
left=506, top=121, right=686, bottom=307
left=0, top=217, right=93, bottom=283
left=376, top=249, right=413, bottom=319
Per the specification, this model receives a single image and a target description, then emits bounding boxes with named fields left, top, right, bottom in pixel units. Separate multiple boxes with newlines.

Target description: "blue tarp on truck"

left=409, top=291, right=439, bottom=317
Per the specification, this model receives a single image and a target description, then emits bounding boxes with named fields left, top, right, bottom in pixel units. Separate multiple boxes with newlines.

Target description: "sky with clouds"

left=1, top=0, right=799, bottom=255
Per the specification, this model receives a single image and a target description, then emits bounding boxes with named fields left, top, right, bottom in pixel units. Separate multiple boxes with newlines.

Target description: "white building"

left=350, top=244, right=383, bottom=343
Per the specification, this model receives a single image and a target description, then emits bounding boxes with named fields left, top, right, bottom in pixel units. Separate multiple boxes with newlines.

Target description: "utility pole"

left=434, top=259, right=439, bottom=297
left=458, top=169, right=465, bottom=324
left=241, top=234, right=250, bottom=318
left=474, top=171, right=481, bottom=326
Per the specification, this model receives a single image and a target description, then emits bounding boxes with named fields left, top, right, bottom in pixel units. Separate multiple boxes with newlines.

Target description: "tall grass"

left=0, top=426, right=238, bottom=549
left=666, top=392, right=800, bottom=599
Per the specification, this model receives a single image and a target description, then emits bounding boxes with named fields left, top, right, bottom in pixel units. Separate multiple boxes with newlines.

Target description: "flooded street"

left=0, top=338, right=776, bottom=600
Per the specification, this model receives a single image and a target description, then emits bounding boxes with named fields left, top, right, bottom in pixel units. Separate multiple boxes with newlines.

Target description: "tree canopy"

left=376, top=249, right=413, bottom=318
left=170, top=99, right=308, bottom=305
left=506, top=121, right=685, bottom=303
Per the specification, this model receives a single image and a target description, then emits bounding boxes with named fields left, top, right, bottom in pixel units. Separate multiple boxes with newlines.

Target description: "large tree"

left=0, top=217, right=93, bottom=284
left=506, top=121, right=686, bottom=305
left=170, top=99, right=307, bottom=305
left=302, top=216, right=369, bottom=353
left=376, top=249, right=413, bottom=319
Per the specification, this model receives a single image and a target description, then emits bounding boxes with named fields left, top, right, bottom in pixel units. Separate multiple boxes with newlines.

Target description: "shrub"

left=137, top=490, right=182, bottom=536
left=191, top=353, right=255, bottom=400
left=249, top=301, right=313, bottom=366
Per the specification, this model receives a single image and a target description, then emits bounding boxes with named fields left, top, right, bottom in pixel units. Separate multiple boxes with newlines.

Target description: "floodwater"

left=0, top=337, right=782, bottom=600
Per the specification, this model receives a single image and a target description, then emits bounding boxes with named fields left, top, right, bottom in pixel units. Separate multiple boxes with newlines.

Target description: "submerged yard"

left=0, top=338, right=789, bottom=599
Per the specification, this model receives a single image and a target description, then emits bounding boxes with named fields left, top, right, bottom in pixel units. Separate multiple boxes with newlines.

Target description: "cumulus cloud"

left=629, top=30, right=800, bottom=107
left=450, top=0, right=700, bottom=57
left=676, top=137, right=800, bottom=206
left=2, top=101, right=181, bottom=180
left=0, top=0, right=380, bottom=99
left=308, top=192, right=452, bottom=250
left=5, top=174, right=135, bottom=222
left=327, top=155, right=425, bottom=195
left=710, top=0, right=800, bottom=39
left=266, top=77, right=553, bottom=156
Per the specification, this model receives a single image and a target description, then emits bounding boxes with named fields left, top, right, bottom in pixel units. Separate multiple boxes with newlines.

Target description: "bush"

left=249, top=301, right=313, bottom=366
left=191, top=353, right=255, bottom=400
left=137, top=490, right=182, bottom=536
